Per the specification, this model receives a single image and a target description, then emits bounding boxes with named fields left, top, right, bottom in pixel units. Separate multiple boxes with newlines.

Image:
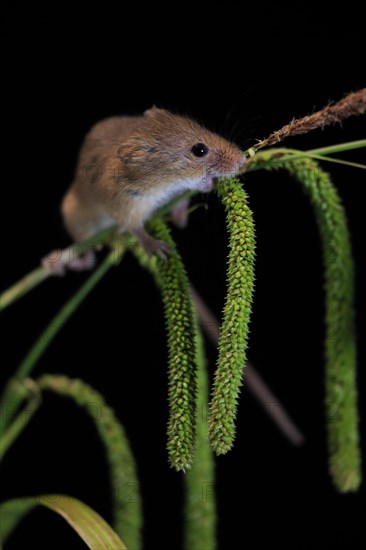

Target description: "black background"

left=1, top=8, right=365, bottom=550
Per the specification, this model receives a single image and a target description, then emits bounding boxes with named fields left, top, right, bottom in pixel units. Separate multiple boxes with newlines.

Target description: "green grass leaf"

left=36, top=375, right=142, bottom=549
left=0, top=495, right=127, bottom=549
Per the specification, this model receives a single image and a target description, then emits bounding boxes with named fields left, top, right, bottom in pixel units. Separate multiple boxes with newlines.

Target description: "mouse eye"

left=191, top=143, right=209, bottom=157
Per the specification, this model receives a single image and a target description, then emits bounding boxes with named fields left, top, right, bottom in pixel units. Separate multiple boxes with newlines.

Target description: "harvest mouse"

left=43, top=107, right=245, bottom=274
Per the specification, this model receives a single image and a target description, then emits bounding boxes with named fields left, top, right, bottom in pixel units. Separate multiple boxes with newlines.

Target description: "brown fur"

left=62, top=107, right=245, bottom=245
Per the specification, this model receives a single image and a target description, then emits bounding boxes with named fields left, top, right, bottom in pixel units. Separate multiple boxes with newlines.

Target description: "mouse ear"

left=144, top=106, right=168, bottom=118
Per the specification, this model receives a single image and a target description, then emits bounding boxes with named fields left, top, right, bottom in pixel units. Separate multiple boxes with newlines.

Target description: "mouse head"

left=117, top=107, right=245, bottom=193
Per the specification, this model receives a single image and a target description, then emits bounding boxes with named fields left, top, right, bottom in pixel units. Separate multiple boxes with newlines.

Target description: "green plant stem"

left=0, top=245, right=125, bottom=436
left=184, top=318, right=216, bottom=550
left=149, top=219, right=198, bottom=471
left=307, top=139, right=366, bottom=155
left=299, top=153, right=365, bottom=170
left=0, top=495, right=127, bottom=549
left=208, top=177, right=256, bottom=455
left=0, top=268, right=49, bottom=311
left=276, top=159, right=361, bottom=492
left=35, top=375, right=142, bottom=550
left=246, top=139, right=366, bottom=161
left=0, top=383, right=41, bottom=461
left=269, top=149, right=366, bottom=170
left=0, top=225, right=119, bottom=312
left=247, top=141, right=366, bottom=172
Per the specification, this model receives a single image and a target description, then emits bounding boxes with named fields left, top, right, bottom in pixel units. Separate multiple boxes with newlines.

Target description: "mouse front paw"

left=170, top=197, right=190, bottom=228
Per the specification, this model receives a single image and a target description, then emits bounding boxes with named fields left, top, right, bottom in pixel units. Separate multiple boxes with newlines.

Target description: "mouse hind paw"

left=133, top=228, right=171, bottom=260
left=42, top=248, right=96, bottom=276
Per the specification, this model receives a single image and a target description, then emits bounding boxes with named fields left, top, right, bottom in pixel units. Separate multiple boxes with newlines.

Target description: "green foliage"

left=0, top=498, right=35, bottom=545
left=150, top=219, right=198, bottom=471
left=36, top=375, right=142, bottom=549
left=281, top=159, right=361, bottom=492
left=208, top=177, right=256, bottom=454
left=0, top=495, right=127, bottom=549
